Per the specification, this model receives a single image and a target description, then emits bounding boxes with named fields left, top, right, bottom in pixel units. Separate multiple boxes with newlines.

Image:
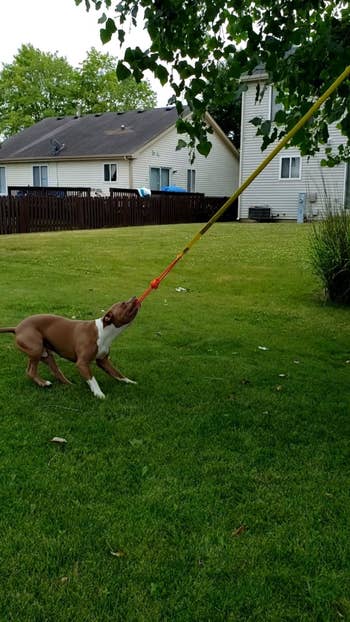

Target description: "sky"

left=0, top=0, right=173, bottom=106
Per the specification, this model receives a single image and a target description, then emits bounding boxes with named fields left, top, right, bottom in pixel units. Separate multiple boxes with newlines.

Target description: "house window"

left=187, top=169, right=196, bottom=192
left=104, top=163, right=118, bottom=182
left=33, top=165, right=48, bottom=186
left=0, top=167, right=6, bottom=195
left=150, top=167, right=170, bottom=191
left=280, top=156, right=301, bottom=180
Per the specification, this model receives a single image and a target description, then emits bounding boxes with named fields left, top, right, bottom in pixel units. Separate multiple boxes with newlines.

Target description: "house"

left=0, top=107, right=239, bottom=198
left=238, top=68, right=349, bottom=220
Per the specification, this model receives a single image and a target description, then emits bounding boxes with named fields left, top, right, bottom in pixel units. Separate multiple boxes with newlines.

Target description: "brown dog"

left=0, top=297, right=139, bottom=398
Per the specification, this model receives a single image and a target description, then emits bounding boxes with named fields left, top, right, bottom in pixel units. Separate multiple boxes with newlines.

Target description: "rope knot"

left=150, top=278, right=161, bottom=289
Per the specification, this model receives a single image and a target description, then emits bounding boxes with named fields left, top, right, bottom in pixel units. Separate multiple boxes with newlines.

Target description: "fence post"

left=16, top=197, right=30, bottom=233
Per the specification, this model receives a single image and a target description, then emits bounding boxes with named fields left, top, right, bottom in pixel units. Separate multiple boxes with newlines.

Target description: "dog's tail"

left=0, top=327, right=16, bottom=334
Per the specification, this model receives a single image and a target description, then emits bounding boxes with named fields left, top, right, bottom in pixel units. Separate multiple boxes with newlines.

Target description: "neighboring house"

left=239, top=69, right=349, bottom=220
left=0, top=107, right=239, bottom=197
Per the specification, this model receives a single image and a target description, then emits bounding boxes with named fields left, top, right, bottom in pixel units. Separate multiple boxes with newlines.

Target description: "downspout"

left=127, top=156, right=134, bottom=189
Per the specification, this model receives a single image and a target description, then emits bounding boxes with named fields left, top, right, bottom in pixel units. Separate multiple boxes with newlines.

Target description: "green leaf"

left=116, top=61, right=132, bottom=81
left=176, top=118, right=192, bottom=134
left=98, top=12, right=107, bottom=24
left=176, top=139, right=187, bottom=151
left=260, top=120, right=272, bottom=136
left=100, top=18, right=117, bottom=43
left=250, top=116, right=262, bottom=127
left=196, top=140, right=212, bottom=157
left=191, top=78, right=206, bottom=96
left=274, top=109, right=286, bottom=124
left=155, top=65, right=169, bottom=86
left=118, top=29, right=125, bottom=45
left=124, top=47, right=135, bottom=63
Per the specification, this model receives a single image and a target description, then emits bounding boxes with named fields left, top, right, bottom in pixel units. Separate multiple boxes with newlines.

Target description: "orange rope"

left=137, top=253, right=184, bottom=303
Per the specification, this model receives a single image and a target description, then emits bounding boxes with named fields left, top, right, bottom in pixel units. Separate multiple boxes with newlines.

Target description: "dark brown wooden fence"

left=0, top=192, right=237, bottom=235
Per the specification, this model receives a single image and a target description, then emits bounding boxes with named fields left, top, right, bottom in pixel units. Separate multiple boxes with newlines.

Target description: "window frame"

left=187, top=169, right=196, bottom=193
left=279, top=155, right=302, bottom=180
left=0, top=166, right=6, bottom=195
left=149, top=167, right=170, bottom=191
left=33, top=165, right=48, bottom=187
left=104, top=163, right=118, bottom=183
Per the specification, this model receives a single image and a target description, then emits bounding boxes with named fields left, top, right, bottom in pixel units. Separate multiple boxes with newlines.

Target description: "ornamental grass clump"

left=310, top=204, right=350, bottom=304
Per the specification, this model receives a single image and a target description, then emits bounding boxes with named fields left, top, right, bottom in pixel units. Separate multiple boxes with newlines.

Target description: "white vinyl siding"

left=239, top=79, right=347, bottom=220
left=2, top=161, right=130, bottom=196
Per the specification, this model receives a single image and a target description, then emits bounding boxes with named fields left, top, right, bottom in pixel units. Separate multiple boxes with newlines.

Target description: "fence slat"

left=0, top=193, right=236, bottom=236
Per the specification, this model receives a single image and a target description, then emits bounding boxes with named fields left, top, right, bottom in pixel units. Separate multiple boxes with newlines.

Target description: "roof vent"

left=121, top=124, right=126, bottom=130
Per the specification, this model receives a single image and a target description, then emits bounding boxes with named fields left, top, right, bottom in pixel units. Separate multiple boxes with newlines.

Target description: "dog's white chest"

left=95, top=319, right=125, bottom=359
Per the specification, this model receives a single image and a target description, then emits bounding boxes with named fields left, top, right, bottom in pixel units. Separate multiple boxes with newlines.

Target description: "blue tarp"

left=160, top=185, right=187, bottom=193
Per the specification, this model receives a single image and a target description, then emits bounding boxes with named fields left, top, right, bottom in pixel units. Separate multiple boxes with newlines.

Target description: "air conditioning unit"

left=248, top=205, right=272, bottom=221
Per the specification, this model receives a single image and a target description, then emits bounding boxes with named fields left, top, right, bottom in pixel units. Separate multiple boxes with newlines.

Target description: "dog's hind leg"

left=41, top=350, right=72, bottom=385
left=26, top=357, right=52, bottom=387
left=16, top=331, right=51, bottom=388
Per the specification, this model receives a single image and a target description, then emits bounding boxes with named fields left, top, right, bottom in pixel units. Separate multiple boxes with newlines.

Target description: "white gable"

left=133, top=120, right=239, bottom=196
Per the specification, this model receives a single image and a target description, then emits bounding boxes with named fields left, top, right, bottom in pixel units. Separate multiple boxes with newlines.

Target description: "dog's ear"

left=103, top=311, right=113, bottom=326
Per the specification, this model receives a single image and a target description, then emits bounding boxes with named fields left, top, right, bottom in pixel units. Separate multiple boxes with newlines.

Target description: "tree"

left=75, top=47, right=156, bottom=114
left=0, top=44, right=77, bottom=138
left=0, top=45, right=156, bottom=139
left=75, top=0, right=350, bottom=163
left=207, top=60, right=242, bottom=149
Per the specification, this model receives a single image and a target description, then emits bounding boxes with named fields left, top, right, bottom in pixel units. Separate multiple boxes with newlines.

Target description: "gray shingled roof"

left=0, top=107, right=186, bottom=161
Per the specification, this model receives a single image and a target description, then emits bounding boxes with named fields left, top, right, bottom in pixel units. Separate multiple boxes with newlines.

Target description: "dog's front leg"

left=96, top=356, right=137, bottom=384
left=76, top=359, right=105, bottom=399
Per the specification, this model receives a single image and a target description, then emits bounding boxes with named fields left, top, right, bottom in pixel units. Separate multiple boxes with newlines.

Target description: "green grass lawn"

left=0, top=223, right=349, bottom=621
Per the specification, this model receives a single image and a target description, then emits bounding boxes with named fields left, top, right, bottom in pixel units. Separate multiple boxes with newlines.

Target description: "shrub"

left=310, top=205, right=350, bottom=304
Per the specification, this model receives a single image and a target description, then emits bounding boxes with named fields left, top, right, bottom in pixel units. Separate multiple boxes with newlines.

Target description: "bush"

left=310, top=205, right=350, bottom=304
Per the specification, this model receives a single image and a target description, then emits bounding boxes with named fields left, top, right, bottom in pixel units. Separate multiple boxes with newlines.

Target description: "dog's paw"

left=95, top=391, right=106, bottom=399
left=87, top=377, right=105, bottom=399
left=119, top=377, right=137, bottom=385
